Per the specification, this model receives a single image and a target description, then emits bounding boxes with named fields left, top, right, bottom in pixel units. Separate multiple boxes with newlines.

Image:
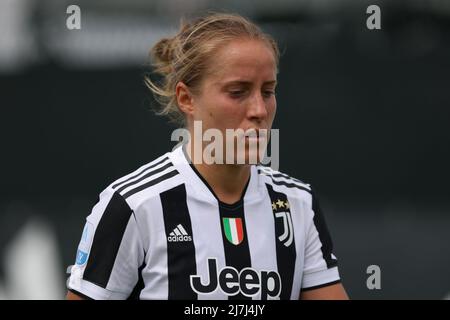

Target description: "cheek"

left=194, top=100, right=226, bottom=130
left=208, top=97, right=244, bottom=121
left=268, top=99, right=277, bottom=121
left=196, top=91, right=248, bottom=129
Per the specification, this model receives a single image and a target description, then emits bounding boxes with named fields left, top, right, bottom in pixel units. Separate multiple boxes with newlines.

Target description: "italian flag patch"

left=222, top=217, right=244, bottom=245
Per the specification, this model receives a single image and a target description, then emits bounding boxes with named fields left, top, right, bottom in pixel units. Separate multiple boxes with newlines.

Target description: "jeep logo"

left=190, top=258, right=281, bottom=299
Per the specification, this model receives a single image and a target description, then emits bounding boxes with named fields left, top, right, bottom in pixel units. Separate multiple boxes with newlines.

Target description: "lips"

left=243, top=129, right=267, bottom=139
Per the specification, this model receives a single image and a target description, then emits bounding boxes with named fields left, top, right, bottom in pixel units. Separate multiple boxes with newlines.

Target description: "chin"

left=243, top=145, right=265, bottom=165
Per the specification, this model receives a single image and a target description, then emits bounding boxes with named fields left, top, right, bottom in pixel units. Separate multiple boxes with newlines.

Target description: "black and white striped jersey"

left=67, top=144, right=341, bottom=300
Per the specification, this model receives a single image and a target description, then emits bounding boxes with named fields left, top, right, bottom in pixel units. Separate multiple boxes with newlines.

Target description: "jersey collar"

left=169, top=144, right=262, bottom=206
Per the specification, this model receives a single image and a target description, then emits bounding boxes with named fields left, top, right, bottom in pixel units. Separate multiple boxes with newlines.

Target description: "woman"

left=67, top=12, right=348, bottom=300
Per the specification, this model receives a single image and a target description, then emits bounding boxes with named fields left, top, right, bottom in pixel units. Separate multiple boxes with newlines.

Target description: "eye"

left=262, top=90, right=275, bottom=98
left=228, top=90, right=246, bottom=98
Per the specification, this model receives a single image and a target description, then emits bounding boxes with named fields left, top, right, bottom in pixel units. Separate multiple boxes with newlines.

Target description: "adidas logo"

left=168, top=224, right=192, bottom=242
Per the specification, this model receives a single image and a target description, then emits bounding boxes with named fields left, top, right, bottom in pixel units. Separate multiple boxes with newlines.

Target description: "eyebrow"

left=222, top=80, right=277, bottom=86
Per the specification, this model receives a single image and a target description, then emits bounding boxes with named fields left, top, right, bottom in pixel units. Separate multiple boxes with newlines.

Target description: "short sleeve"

left=67, top=187, right=145, bottom=299
left=301, top=188, right=341, bottom=291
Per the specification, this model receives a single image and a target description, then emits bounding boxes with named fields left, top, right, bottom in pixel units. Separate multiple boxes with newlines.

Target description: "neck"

left=184, top=140, right=251, bottom=205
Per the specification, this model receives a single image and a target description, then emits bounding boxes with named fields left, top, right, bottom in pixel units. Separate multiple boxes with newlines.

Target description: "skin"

left=178, top=37, right=349, bottom=300
left=67, top=37, right=349, bottom=300
left=177, top=38, right=277, bottom=204
left=300, top=283, right=349, bottom=300
left=66, top=291, right=83, bottom=300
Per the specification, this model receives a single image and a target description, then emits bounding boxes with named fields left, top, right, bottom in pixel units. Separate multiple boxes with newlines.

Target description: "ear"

left=176, top=82, right=195, bottom=117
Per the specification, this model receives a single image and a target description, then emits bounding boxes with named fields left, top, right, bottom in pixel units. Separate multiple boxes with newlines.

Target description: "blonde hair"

left=145, top=12, right=280, bottom=126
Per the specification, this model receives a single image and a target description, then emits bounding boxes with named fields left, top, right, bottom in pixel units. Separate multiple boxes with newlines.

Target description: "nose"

left=247, top=92, right=268, bottom=121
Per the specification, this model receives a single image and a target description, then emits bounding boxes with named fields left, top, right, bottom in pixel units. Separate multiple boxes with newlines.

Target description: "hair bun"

left=153, top=38, right=174, bottom=64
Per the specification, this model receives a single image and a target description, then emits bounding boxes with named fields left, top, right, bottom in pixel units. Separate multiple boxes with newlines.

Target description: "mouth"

left=242, top=130, right=268, bottom=148
left=244, top=129, right=267, bottom=140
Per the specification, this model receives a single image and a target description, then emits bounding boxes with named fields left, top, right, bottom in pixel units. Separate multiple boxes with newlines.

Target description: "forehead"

left=207, top=38, right=277, bottom=83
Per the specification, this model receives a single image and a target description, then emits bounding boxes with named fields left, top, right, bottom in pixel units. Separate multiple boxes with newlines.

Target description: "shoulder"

left=256, top=164, right=316, bottom=204
left=100, top=151, right=184, bottom=210
left=256, top=164, right=312, bottom=193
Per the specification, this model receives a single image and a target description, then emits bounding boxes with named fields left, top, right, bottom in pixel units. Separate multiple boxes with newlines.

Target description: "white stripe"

left=124, top=174, right=184, bottom=210
left=230, top=218, right=239, bottom=245
left=173, top=228, right=182, bottom=236
left=118, top=165, right=177, bottom=197
left=137, top=196, right=168, bottom=299
left=266, top=174, right=311, bottom=190
left=178, top=224, right=188, bottom=236
left=107, top=215, right=144, bottom=294
left=257, top=166, right=311, bottom=190
left=185, top=186, right=227, bottom=300
left=259, top=175, right=312, bottom=198
left=244, top=191, right=278, bottom=299
left=116, top=158, right=173, bottom=192
left=109, top=153, right=169, bottom=189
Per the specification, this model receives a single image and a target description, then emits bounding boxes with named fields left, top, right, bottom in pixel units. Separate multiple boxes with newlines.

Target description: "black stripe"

left=301, top=279, right=341, bottom=292
left=311, top=188, right=338, bottom=269
left=160, top=184, right=197, bottom=300
left=258, top=171, right=311, bottom=193
left=257, top=166, right=305, bottom=184
left=127, top=262, right=146, bottom=300
left=218, top=200, right=252, bottom=300
left=83, top=192, right=133, bottom=288
left=112, top=156, right=169, bottom=189
left=122, top=170, right=179, bottom=199
left=270, top=173, right=305, bottom=185
left=116, top=162, right=173, bottom=194
left=266, top=184, right=297, bottom=300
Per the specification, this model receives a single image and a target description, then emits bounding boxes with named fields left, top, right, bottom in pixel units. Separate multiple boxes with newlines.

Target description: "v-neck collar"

left=169, top=144, right=261, bottom=207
